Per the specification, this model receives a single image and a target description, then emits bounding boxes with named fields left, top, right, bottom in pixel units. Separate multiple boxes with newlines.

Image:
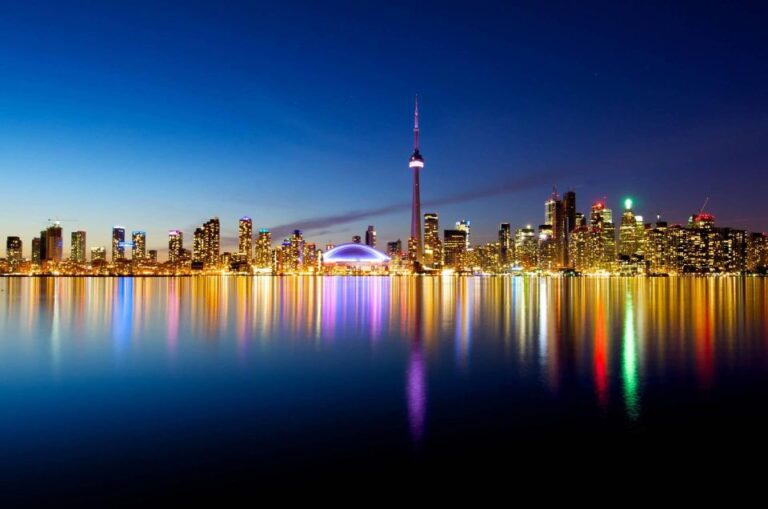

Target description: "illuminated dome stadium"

left=323, top=243, right=390, bottom=269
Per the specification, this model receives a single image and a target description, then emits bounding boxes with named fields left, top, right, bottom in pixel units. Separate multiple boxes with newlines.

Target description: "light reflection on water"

left=1, top=275, right=768, bottom=458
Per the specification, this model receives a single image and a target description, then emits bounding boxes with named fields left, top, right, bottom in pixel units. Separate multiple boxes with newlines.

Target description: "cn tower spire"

left=413, top=94, right=419, bottom=150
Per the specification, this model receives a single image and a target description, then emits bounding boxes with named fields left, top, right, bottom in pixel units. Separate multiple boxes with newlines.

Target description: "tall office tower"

left=562, top=190, right=576, bottom=266
left=255, top=229, right=272, bottom=269
left=574, top=212, right=586, bottom=229
left=303, top=242, right=318, bottom=271
left=203, top=218, right=220, bottom=267
left=91, top=247, right=107, bottom=262
left=538, top=224, right=557, bottom=271
left=365, top=225, right=376, bottom=248
left=131, top=231, right=146, bottom=261
left=239, top=217, right=253, bottom=260
left=562, top=191, right=576, bottom=233
left=148, top=250, right=158, bottom=263
left=192, top=227, right=205, bottom=264
left=455, top=220, right=471, bottom=250
left=635, top=215, right=648, bottom=258
left=423, top=212, right=442, bottom=268
left=647, top=218, right=670, bottom=274
left=6, top=237, right=22, bottom=264
left=352, top=235, right=362, bottom=244
left=70, top=231, right=87, bottom=263
left=39, top=230, right=48, bottom=262
left=498, top=223, right=512, bottom=266
left=290, top=230, right=304, bottom=270
left=408, top=95, right=424, bottom=265
left=619, top=198, right=639, bottom=258
left=443, top=229, right=468, bottom=270
left=112, top=226, right=126, bottom=262
left=31, top=237, right=41, bottom=264
left=45, top=223, right=63, bottom=262
left=589, top=201, right=616, bottom=271
left=514, top=225, right=537, bottom=270
left=544, top=189, right=566, bottom=267
left=387, top=239, right=403, bottom=257
left=168, top=230, right=183, bottom=264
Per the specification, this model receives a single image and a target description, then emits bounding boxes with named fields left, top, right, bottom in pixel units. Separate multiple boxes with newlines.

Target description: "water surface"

left=1, top=276, right=767, bottom=496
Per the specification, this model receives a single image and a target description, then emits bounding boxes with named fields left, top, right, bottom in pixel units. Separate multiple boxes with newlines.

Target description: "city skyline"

left=1, top=2, right=767, bottom=253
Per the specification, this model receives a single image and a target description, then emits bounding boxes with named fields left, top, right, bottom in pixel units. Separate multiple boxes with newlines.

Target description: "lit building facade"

left=168, top=230, right=183, bottom=265
left=131, top=231, right=146, bottom=261
left=443, top=229, right=467, bottom=270
left=239, top=217, right=253, bottom=260
left=423, top=213, right=442, bottom=269
left=112, top=226, right=126, bottom=262
left=71, top=231, right=87, bottom=263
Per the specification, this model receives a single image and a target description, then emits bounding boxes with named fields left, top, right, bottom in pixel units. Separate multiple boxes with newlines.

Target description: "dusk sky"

left=1, top=1, right=767, bottom=256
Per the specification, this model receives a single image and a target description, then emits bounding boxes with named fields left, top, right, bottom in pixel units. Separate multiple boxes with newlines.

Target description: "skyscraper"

left=239, top=217, right=253, bottom=260
left=562, top=190, right=576, bottom=266
left=423, top=212, right=442, bottom=268
left=91, top=247, right=106, bottom=262
left=498, top=223, right=511, bottom=266
left=203, top=218, right=220, bottom=267
left=365, top=225, right=376, bottom=248
left=514, top=225, right=537, bottom=269
left=71, top=231, right=87, bottom=263
left=408, top=95, right=424, bottom=265
left=6, top=237, right=22, bottom=265
left=193, top=227, right=205, bottom=264
left=619, top=198, right=638, bottom=258
left=31, top=237, right=41, bottom=264
left=443, top=229, right=467, bottom=270
left=168, top=230, right=183, bottom=264
left=112, top=226, right=126, bottom=262
left=456, top=220, right=471, bottom=250
left=255, top=229, right=272, bottom=269
left=45, top=223, right=63, bottom=262
left=131, top=231, right=146, bottom=261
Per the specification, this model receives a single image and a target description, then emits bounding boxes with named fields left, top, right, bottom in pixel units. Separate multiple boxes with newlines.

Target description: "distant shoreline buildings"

left=2, top=98, right=768, bottom=276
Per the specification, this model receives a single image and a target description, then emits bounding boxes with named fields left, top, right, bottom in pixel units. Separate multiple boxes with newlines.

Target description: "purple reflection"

left=407, top=342, right=426, bottom=444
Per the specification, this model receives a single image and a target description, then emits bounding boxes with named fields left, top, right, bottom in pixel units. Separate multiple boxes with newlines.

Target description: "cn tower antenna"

left=413, top=94, right=419, bottom=150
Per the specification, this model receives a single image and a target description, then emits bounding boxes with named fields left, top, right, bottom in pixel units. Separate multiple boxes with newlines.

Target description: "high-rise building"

left=239, top=217, right=253, bottom=260
left=193, top=227, right=205, bottom=264
left=387, top=240, right=403, bottom=257
left=498, top=223, right=512, bottom=266
left=562, top=190, right=576, bottom=266
left=203, top=218, right=220, bottom=267
left=168, top=230, right=183, bottom=264
left=619, top=203, right=637, bottom=257
left=6, top=237, right=22, bottom=264
left=514, top=225, right=537, bottom=270
left=148, top=250, right=158, bottom=264
left=91, top=247, right=107, bottom=262
left=255, top=229, right=272, bottom=269
left=71, top=231, right=87, bottom=263
left=290, top=230, right=304, bottom=271
left=538, top=224, right=557, bottom=271
left=39, top=230, right=48, bottom=262
left=112, top=226, right=126, bottom=262
left=131, top=231, right=146, bottom=261
left=544, top=189, right=566, bottom=268
left=31, top=237, right=41, bottom=264
left=365, top=225, right=376, bottom=248
left=456, top=220, right=471, bottom=250
left=443, top=229, right=468, bottom=270
left=45, top=224, right=63, bottom=262
left=423, top=213, right=442, bottom=268
left=408, top=95, right=424, bottom=265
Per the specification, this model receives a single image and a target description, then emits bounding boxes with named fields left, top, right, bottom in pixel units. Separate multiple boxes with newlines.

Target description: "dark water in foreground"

left=1, top=276, right=767, bottom=498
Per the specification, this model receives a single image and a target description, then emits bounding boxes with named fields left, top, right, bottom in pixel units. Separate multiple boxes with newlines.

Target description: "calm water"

left=1, top=275, right=768, bottom=497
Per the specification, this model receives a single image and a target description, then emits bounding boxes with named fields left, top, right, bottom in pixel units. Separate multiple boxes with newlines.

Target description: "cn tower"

left=408, top=95, right=424, bottom=265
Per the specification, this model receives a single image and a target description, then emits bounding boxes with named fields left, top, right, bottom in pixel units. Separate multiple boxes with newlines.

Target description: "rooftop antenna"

left=699, top=196, right=710, bottom=215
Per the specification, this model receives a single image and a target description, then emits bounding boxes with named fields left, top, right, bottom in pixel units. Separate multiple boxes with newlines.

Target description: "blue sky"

left=1, top=1, right=767, bottom=256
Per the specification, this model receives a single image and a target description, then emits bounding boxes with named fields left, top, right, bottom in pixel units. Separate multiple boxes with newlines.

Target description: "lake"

left=1, top=275, right=767, bottom=499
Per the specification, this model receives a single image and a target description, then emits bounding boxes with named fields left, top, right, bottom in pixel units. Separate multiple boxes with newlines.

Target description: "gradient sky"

left=1, top=0, right=767, bottom=257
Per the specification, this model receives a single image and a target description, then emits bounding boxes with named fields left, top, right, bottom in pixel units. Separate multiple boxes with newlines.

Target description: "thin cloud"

left=269, top=172, right=558, bottom=238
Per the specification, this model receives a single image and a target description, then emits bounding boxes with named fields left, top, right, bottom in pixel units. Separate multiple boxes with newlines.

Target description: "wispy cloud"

left=268, top=171, right=558, bottom=238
